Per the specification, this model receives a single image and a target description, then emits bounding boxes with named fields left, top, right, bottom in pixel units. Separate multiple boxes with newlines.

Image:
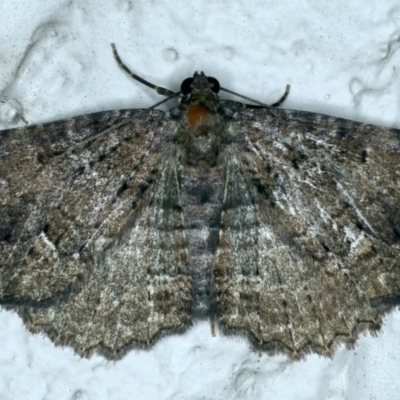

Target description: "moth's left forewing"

left=0, top=109, right=193, bottom=358
left=17, top=159, right=192, bottom=358
left=0, top=109, right=166, bottom=303
left=214, top=107, right=400, bottom=357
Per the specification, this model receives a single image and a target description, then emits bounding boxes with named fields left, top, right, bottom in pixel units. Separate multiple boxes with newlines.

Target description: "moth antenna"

left=111, top=43, right=175, bottom=97
left=220, top=84, right=290, bottom=108
left=270, top=84, right=290, bottom=107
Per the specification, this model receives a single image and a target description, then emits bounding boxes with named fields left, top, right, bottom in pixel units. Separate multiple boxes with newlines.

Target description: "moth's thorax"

left=181, top=93, right=224, bottom=166
left=186, top=104, right=211, bottom=129
left=184, top=91, right=220, bottom=131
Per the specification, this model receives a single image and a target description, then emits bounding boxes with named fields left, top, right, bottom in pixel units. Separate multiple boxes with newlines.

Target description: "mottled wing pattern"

left=0, top=110, right=191, bottom=357
left=214, top=108, right=400, bottom=357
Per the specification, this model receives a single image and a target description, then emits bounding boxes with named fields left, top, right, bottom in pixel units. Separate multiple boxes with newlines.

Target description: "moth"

left=0, top=44, right=399, bottom=359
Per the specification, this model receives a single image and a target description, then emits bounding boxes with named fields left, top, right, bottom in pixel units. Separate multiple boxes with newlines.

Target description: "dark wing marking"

left=214, top=108, right=400, bottom=357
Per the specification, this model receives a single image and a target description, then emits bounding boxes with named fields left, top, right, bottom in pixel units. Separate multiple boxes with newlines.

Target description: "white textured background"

left=1, top=1, right=400, bottom=399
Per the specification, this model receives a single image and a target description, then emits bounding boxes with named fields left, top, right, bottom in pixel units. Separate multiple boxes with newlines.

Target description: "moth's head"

left=180, top=72, right=220, bottom=96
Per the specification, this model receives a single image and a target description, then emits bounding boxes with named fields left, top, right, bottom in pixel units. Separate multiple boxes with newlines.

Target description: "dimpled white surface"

left=0, top=1, right=400, bottom=399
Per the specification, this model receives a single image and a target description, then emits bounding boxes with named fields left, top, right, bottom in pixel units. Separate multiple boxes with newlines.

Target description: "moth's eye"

left=207, top=77, right=220, bottom=93
left=181, top=78, right=194, bottom=95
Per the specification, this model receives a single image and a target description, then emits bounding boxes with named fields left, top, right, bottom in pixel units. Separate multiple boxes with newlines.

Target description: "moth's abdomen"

left=180, top=166, right=224, bottom=316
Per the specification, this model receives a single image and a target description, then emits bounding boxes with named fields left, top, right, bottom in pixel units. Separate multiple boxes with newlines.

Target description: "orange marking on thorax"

left=186, top=104, right=210, bottom=127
